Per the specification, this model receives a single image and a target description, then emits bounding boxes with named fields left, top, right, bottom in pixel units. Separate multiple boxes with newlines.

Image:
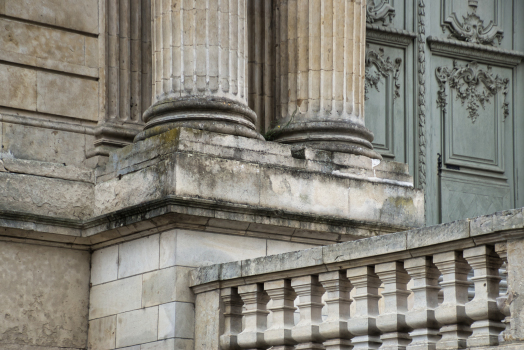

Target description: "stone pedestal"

left=273, top=0, right=380, bottom=159
left=135, top=0, right=260, bottom=142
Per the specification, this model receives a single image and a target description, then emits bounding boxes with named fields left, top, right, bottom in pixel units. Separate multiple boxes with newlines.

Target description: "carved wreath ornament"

left=366, top=0, right=395, bottom=26
left=435, top=61, right=509, bottom=123
left=365, top=47, right=402, bottom=101
left=443, top=12, right=504, bottom=46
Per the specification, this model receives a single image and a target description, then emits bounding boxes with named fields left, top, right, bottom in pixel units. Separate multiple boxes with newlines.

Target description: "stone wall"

left=0, top=241, right=90, bottom=349
left=87, top=228, right=314, bottom=350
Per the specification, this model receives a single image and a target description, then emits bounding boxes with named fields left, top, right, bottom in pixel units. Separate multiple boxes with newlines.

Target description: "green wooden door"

left=365, top=0, right=524, bottom=225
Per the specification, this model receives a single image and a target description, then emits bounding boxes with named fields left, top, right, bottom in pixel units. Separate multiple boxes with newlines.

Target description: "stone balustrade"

left=191, top=208, right=524, bottom=350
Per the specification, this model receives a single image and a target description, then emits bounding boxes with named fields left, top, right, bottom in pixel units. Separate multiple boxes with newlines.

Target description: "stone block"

left=0, top=242, right=90, bottom=348
left=406, top=219, right=470, bottom=249
left=141, top=339, right=174, bottom=350
left=0, top=64, right=37, bottom=110
left=116, top=307, right=159, bottom=348
left=89, top=275, right=142, bottom=320
left=174, top=153, right=261, bottom=207
left=2, top=0, right=99, bottom=34
left=266, top=240, right=316, bottom=255
left=259, top=167, right=350, bottom=217
left=142, top=266, right=195, bottom=307
left=91, top=245, right=119, bottom=285
left=471, top=214, right=494, bottom=236
left=493, top=209, right=524, bottom=232
left=159, top=230, right=177, bottom=269
left=88, top=315, right=116, bottom=350
left=348, top=179, right=424, bottom=227
left=242, top=246, right=323, bottom=277
left=175, top=229, right=267, bottom=267
left=118, top=235, right=159, bottom=279
left=194, top=290, right=221, bottom=350
left=323, top=231, right=407, bottom=264
left=36, top=71, right=98, bottom=121
left=2, top=123, right=90, bottom=166
left=95, top=164, right=166, bottom=216
left=158, top=302, right=195, bottom=340
left=507, top=238, right=524, bottom=341
left=0, top=18, right=87, bottom=66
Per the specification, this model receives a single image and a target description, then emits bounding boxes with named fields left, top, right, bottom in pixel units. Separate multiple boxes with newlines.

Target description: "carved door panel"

left=365, top=0, right=524, bottom=225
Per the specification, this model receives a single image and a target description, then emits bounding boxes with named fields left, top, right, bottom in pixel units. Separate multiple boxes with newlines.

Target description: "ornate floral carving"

left=435, top=61, right=509, bottom=123
left=367, top=0, right=395, bottom=26
left=417, top=0, right=427, bottom=189
left=365, top=47, right=402, bottom=100
left=443, top=12, right=503, bottom=46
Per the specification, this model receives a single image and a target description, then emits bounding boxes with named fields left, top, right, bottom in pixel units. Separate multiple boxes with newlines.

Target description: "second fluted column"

left=272, top=0, right=380, bottom=159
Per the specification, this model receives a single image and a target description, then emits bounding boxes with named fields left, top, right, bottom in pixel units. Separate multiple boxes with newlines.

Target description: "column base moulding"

left=274, top=121, right=382, bottom=160
left=135, top=96, right=262, bottom=142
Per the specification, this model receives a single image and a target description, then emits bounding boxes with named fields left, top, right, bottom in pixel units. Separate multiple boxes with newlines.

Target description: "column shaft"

left=137, top=0, right=260, bottom=141
left=272, top=0, right=380, bottom=159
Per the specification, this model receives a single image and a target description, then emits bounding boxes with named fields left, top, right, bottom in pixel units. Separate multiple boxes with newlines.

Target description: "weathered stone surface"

left=115, top=307, right=158, bottom=348
left=0, top=0, right=99, bottom=34
left=493, top=209, right=524, bottom=232
left=242, top=247, right=323, bottom=277
left=0, top=19, right=89, bottom=66
left=323, top=231, right=407, bottom=264
left=0, top=172, right=92, bottom=220
left=406, top=219, right=470, bottom=249
left=0, top=65, right=37, bottom=110
left=118, top=235, right=160, bottom=279
left=175, top=229, right=267, bottom=267
left=142, top=266, right=195, bottom=307
left=91, top=245, right=118, bottom=286
left=88, top=316, right=116, bottom=350
left=194, top=290, right=221, bottom=350
left=158, top=302, right=195, bottom=340
left=507, top=238, right=524, bottom=342
left=0, top=242, right=90, bottom=348
left=89, top=276, right=142, bottom=320
left=36, top=72, right=98, bottom=121
left=2, top=123, right=92, bottom=167
left=159, top=230, right=177, bottom=269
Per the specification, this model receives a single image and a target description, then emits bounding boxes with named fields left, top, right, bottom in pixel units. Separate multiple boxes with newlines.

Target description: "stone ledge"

left=189, top=207, right=524, bottom=292
left=0, top=195, right=415, bottom=249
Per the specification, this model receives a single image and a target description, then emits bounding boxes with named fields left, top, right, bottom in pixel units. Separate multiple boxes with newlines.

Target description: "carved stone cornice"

left=367, top=0, right=396, bottom=26
left=365, top=48, right=402, bottom=101
left=443, top=12, right=503, bottom=46
left=366, top=24, right=416, bottom=48
left=435, top=61, right=510, bottom=123
left=428, top=36, right=524, bottom=68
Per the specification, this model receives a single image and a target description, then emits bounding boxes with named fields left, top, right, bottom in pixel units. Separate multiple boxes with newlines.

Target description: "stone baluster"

left=375, top=261, right=412, bottom=350
left=347, top=266, right=382, bottom=349
left=463, top=245, right=505, bottom=347
left=495, top=243, right=511, bottom=343
left=220, top=287, right=244, bottom=350
left=264, top=279, right=297, bottom=350
left=237, top=284, right=270, bottom=350
left=273, top=0, right=381, bottom=159
left=404, top=257, right=441, bottom=350
left=136, top=0, right=261, bottom=142
left=318, top=271, right=354, bottom=350
left=433, top=251, right=472, bottom=349
left=291, top=275, right=325, bottom=349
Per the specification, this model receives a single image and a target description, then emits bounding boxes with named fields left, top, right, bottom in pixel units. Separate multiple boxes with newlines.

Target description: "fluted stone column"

left=273, top=0, right=381, bottom=159
left=135, top=0, right=261, bottom=142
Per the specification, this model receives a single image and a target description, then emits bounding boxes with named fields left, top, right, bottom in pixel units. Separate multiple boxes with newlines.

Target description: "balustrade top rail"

left=191, top=208, right=523, bottom=350
left=190, top=208, right=523, bottom=292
